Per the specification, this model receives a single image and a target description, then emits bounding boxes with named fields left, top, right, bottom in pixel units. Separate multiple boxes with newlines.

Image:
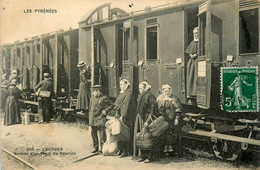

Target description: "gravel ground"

left=0, top=117, right=258, bottom=170
left=1, top=150, right=33, bottom=170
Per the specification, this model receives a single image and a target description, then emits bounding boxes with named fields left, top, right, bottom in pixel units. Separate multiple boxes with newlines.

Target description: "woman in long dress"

left=134, top=81, right=158, bottom=163
left=156, top=84, right=183, bottom=157
left=113, top=79, right=136, bottom=157
left=4, top=79, right=21, bottom=126
left=76, top=61, right=91, bottom=114
left=1, top=74, right=9, bottom=112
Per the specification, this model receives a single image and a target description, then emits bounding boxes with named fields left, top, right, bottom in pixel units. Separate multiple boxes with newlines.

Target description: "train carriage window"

left=146, top=26, right=158, bottom=60
left=239, top=8, right=259, bottom=54
left=37, top=44, right=40, bottom=53
left=26, top=46, right=30, bottom=54
left=43, top=44, right=49, bottom=65
left=17, top=48, right=21, bottom=57
left=58, top=43, right=64, bottom=65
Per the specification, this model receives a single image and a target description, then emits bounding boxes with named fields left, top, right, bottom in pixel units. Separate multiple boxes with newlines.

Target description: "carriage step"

left=188, top=130, right=260, bottom=146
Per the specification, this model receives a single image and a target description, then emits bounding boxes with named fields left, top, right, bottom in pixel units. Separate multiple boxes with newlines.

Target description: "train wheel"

left=211, top=138, right=241, bottom=161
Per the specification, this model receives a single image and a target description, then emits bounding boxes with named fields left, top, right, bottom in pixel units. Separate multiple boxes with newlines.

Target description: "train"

left=1, top=0, right=260, bottom=161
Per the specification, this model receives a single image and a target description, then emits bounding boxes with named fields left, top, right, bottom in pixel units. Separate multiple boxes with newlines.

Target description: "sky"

left=0, top=0, right=184, bottom=45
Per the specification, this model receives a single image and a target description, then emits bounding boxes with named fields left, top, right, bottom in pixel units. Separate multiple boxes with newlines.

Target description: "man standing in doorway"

left=185, top=27, right=199, bottom=104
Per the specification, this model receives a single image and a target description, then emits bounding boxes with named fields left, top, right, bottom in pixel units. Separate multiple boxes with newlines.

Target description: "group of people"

left=1, top=69, right=22, bottom=126
left=76, top=61, right=183, bottom=163
left=1, top=69, right=54, bottom=125
left=1, top=26, right=198, bottom=163
left=77, top=27, right=200, bottom=163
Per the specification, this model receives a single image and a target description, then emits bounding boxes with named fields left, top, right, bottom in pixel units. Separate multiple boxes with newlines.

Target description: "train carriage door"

left=144, top=18, right=160, bottom=96
left=91, top=27, right=108, bottom=93
left=120, top=20, right=135, bottom=93
left=197, top=0, right=212, bottom=109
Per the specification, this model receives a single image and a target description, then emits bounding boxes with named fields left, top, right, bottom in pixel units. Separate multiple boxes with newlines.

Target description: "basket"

left=149, top=115, right=169, bottom=137
left=136, top=131, right=154, bottom=150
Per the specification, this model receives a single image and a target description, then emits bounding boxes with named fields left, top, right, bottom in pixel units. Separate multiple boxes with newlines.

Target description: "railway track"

left=1, top=147, right=40, bottom=170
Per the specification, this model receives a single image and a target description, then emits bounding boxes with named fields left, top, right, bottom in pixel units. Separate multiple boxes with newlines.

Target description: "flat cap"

left=43, top=73, right=50, bottom=77
left=92, top=85, right=102, bottom=90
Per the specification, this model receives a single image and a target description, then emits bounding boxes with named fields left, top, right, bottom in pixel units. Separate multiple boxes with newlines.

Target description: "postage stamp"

left=221, top=67, right=258, bottom=112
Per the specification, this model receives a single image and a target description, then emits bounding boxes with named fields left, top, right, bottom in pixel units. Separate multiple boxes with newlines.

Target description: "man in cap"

left=34, top=73, right=53, bottom=123
left=89, top=85, right=114, bottom=153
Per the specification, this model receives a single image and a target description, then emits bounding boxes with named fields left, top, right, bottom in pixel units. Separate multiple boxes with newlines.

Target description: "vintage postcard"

left=1, top=0, right=260, bottom=169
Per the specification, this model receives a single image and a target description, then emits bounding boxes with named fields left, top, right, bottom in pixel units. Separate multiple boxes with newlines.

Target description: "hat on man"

left=43, top=73, right=50, bottom=77
left=77, top=61, right=86, bottom=67
left=92, top=85, right=102, bottom=90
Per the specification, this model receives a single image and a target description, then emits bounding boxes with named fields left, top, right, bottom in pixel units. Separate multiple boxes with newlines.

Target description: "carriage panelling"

left=98, top=25, right=117, bottom=98
left=158, top=10, right=186, bottom=101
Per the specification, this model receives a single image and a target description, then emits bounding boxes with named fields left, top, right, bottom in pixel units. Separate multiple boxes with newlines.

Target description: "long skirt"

left=4, top=96, right=21, bottom=126
left=187, top=57, right=197, bottom=97
left=1, top=88, right=8, bottom=111
left=76, top=83, right=90, bottom=111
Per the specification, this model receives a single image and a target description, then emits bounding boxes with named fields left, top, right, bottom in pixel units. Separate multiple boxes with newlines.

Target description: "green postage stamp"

left=221, top=67, right=258, bottom=112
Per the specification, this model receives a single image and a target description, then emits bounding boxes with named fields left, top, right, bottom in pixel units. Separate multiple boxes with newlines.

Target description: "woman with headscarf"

left=134, top=81, right=158, bottom=163
left=185, top=27, right=199, bottom=103
left=1, top=73, right=9, bottom=112
left=9, top=69, right=18, bottom=82
left=113, top=79, right=136, bottom=157
left=76, top=61, right=91, bottom=114
left=4, top=79, right=22, bottom=126
left=156, top=84, right=183, bottom=157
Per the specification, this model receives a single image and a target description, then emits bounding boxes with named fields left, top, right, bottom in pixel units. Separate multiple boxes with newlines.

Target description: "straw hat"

left=92, top=85, right=102, bottom=90
left=77, top=61, right=86, bottom=67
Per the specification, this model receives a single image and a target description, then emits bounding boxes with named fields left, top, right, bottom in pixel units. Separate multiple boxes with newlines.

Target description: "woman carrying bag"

left=134, top=81, right=158, bottom=163
left=112, top=79, right=136, bottom=157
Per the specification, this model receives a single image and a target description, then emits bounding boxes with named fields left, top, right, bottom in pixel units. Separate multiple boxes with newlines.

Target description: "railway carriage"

left=78, top=0, right=260, bottom=160
left=1, top=45, right=11, bottom=78
left=1, top=0, right=260, bottom=161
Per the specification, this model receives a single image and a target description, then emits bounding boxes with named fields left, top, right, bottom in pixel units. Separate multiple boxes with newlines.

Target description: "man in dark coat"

left=134, top=81, right=158, bottom=163
left=34, top=73, right=53, bottom=123
left=185, top=27, right=199, bottom=103
left=89, top=85, right=114, bottom=153
left=113, top=79, right=136, bottom=157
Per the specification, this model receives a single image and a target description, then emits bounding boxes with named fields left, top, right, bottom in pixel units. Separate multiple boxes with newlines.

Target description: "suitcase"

left=149, top=115, right=169, bottom=137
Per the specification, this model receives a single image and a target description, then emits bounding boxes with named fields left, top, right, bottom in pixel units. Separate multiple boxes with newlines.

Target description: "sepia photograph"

left=0, top=0, right=260, bottom=169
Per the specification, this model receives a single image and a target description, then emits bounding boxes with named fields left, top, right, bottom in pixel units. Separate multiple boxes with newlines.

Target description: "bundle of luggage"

left=102, top=117, right=130, bottom=156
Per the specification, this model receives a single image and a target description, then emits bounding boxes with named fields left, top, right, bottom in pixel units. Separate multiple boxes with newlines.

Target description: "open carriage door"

left=197, top=0, right=211, bottom=109
left=91, top=26, right=99, bottom=88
